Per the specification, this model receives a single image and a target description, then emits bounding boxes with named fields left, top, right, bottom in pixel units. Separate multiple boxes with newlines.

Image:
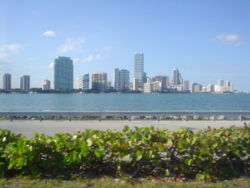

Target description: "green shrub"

left=0, top=124, right=249, bottom=180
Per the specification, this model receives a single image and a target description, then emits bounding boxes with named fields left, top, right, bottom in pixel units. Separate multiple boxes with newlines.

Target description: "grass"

left=0, top=177, right=249, bottom=188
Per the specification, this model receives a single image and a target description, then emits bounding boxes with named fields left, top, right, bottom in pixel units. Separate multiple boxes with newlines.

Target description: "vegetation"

left=0, top=125, right=249, bottom=180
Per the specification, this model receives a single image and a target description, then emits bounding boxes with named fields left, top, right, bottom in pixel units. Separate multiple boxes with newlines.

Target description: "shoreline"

left=1, top=120, right=249, bottom=137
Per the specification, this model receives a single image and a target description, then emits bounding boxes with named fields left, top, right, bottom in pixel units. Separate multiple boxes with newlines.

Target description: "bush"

left=0, top=125, right=250, bottom=180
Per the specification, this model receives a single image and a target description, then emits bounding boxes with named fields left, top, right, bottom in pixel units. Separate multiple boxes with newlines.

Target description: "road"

left=0, top=120, right=249, bottom=137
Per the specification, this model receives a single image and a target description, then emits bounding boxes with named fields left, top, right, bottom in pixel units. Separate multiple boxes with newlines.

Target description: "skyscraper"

left=183, top=80, right=190, bottom=91
left=134, top=53, right=144, bottom=89
left=151, top=75, right=168, bottom=91
left=20, top=75, right=30, bottom=92
left=206, top=84, right=215, bottom=93
left=3, top=73, right=11, bottom=91
left=120, top=69, right=130, bottom=90
left=225, top=81, right=233, bottom=92
left=77, top=74, right=89, bottom=90
left=218, top=79, right=224, bottom=87
left=54, top=56, right=73, bottom=90
left=114, top=68, right=130, bottom=91
left=114, top=68, right=120, bottom=91
left=42, top=80, right=51, bottom=90
left=173, top=68, right=182, bottom=86
left=92, top=73, right=107, bottom=91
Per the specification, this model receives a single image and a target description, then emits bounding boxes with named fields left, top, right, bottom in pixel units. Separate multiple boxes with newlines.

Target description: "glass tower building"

left=134, top=53, right=144, bottom=89
left=54, top=56, right=73, bottom=90
left=173, top=68, right=182, bottom=86
left=92, top=73, right=107, bottom=91
left=114, top=68, right=130, bottom=91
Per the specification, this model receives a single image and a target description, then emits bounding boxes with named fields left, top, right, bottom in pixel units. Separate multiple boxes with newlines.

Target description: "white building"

left=3, top=73, right=11, bottom=91
left=214, top=85, right=224, bottom=93
left=225, top=81, right=233, bottom=92
left=191, top=83, right=202, bottom=93
left=151, top=76, right=168, bottom=91
left=77, top=74, right=89, bottom=90
left=183, top=80, right=189, bottom=91
left=151, top=81, right=162, bottom=92
left=144, top=82, right=152, bottom=93
left=202, top=86, right=207, bottom=93
left=206, top=84, right=214, bottom=93
left=175, top=85, right=183, bottom=92
left=20, top=75, right=30, bottom=92
left=133, top=78, right=139, bottom=91
left=42, top=80, right=51, bottom=90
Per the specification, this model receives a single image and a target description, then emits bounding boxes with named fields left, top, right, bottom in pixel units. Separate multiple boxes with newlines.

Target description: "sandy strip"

left=0, top=120, right=249, bottom=137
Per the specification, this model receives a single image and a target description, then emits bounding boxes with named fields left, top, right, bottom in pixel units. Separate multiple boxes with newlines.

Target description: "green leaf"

left=184, top=158, right=192, bottom=166
left=195, top=173, right=205, bottom=180
left=165, top=169, right=170, bottom=176
left=87, top=138, right=93, bottom=147
left=136, top=150, right=143, bottom=161
left=94, top=148, right=105, bottom=159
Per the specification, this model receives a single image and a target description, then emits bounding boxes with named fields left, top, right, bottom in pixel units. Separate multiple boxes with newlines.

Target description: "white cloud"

left=0, top=53, right=8, bottom=59
left=58, top=37, right=85, bottom=53
left=43, top=30, right=56, bottom=37
left=72, top=58, right=80, bottom=64
left=215, top=34, right=245, bottom=46
left=82, top=54, right=103, bottom=63
left=0, top=44, right=22, bottom=59
left=102, top=45, right=113, bottom=51
left=48, top=62, right=54, bottom=68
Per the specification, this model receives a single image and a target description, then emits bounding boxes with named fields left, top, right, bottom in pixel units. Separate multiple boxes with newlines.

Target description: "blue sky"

left=0, top=0, right=249, bottom=90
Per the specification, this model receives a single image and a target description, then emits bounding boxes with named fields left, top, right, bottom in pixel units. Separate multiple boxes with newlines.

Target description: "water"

left=0, top=93, right=250, bottom=111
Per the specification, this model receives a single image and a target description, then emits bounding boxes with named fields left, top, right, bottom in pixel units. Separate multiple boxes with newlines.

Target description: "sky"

left=0, top=0, right=249, bottom=91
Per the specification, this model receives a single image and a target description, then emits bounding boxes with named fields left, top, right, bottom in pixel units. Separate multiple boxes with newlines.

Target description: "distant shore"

left=0, top=120, right=249, bottom=137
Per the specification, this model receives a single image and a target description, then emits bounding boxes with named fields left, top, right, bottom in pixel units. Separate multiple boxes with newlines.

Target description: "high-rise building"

left=114, top=68, right=130, bottom=91
left=215, top=79, right=225, bottom=93
left=120, top=69, right=130, bottom=90
left=107, top=81, right=112, bottom=89
left=77, top=74, right=89, bottom=90
left=3, top=73, right=11, bottom=91
left=151, top=76, right=168, bottom=91
left=206, top=84, right=215, bottom=93
left=225, top=81, right=233, bottom=92
left=92, top=73, right=107, bottom=91
left=54, top=56, right=73, bottom=90
left=173, top=68, right=182, bottom=86
left=183, top=80, right=190, bottom=91
left=114, top=68, right=120, bottom=91
left=151, top=81, right=162, bottom=92
left=134, top=53, right=144, bottom=89
left=143, top=72, right=147, bottom=83
left=144, top=82, right=152, bottom=93
left=217, top=79, right=224, bottom=87
left=132, top=78, right=139, bottom=91
left=191, top=83, right=202, bottom=93
left=20, top=75, right=30, bottom=92
left=42, top=80, right=51, bottom=90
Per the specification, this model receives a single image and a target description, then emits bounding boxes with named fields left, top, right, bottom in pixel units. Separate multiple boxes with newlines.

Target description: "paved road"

left=0, top=120, right=249, bottom=137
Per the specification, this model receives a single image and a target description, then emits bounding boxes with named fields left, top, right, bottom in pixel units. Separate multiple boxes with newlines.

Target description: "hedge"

left=0, top=124, right=250, bottom=180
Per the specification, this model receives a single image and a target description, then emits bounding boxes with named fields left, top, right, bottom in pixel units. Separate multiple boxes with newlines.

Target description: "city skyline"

left=0, top=0, right=249, bottom=90
left=1, top=54, right=235, bottom=94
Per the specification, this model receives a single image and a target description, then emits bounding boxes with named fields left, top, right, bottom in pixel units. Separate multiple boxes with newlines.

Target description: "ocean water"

left=0, top=93, right=250, bottom=111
